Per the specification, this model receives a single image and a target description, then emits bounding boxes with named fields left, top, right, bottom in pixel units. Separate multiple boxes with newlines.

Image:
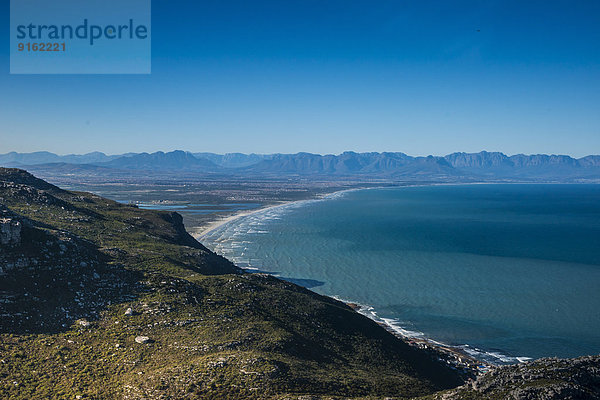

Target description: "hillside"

left=0, top=168, right=464, bottom=399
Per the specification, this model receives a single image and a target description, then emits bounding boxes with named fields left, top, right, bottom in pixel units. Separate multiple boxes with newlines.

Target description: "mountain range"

left=1, top=150, right=599, bottom=182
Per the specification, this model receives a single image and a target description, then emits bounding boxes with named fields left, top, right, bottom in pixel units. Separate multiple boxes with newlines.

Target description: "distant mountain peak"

left=102, top=150, right=219, bottom=171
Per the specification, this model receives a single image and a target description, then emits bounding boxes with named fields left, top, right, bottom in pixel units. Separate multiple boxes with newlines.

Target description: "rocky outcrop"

left=435, top=355, right=600, bottom=399
left=0, top=217, right=21, bottom=246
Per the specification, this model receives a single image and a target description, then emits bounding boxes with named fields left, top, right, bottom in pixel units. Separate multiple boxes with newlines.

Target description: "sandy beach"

left=192, top=187, right=367, bottom=240
left=192, top=200, right=293, bottom=239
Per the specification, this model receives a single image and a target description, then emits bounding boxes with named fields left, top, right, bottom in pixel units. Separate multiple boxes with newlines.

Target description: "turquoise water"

left=201, top=184, right=600, bottom=364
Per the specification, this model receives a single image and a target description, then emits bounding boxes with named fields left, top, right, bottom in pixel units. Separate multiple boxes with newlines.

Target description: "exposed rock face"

left=0, top=217, right=21, bottom=246
left=435, top=355, right=600, bottom=400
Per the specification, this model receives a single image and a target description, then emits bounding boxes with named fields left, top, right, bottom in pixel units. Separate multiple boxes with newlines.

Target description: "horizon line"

left=1, top=149, right=599, bottom=159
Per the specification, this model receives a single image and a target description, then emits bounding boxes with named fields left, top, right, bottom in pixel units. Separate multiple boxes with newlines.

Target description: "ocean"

left=201, top=184, right=600, bottom=364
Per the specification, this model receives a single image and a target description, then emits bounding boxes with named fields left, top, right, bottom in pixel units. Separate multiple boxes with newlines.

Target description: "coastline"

left=343, top=301, right=492, bottom=376
left=193, top=201, right=292, bottom=238
left=190, top=184, right=509, bottom=375
left=192, top=187, right=367, bottom=240
left=191, top=181, right=549, bottom=239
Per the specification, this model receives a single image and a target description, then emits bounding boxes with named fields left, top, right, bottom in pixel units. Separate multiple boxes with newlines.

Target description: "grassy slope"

left=0, top=168, right=463, bottom=399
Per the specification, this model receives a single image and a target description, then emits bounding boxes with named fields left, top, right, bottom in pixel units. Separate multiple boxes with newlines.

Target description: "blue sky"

left=1, top=0, right=599, bottom=156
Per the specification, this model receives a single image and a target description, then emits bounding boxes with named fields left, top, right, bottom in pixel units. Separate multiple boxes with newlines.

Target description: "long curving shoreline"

left=192, top=183, right=482, bottom=240
left=190, top=185, right=499, bottom=374
left=192, top=187, right=367, bottom=240
left=191, top=185, right=497, bottom=376
left=194, top=201, right=292, bottom=238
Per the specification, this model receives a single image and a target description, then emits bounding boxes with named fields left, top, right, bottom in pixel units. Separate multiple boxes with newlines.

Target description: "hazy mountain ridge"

left=101, top=150, right=219, bottom=171
left=0, top=151, right=122, bottom=166
left=1, top=150, right=599, bottom=181
left=193, top=152, right=273, bottom=168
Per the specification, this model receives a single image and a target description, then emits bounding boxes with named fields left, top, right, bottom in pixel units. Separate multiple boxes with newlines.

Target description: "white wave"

left=459, top=345, right=531, bottom=364
left=380, top=317, right=426, bottom=339
left=517, top=357, right=533, bottom=363
left=332, top=298, right=530, bottom=366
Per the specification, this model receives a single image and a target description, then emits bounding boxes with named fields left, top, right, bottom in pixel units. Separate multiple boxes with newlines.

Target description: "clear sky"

left=1, top=0, right=599, bottom=157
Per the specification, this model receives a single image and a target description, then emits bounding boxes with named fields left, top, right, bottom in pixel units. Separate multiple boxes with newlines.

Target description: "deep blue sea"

left=201, top=184, right=600, bottom=364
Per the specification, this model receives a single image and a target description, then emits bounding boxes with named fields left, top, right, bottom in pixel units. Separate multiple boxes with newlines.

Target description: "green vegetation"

left=0, top=168, right=463, bottom=399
